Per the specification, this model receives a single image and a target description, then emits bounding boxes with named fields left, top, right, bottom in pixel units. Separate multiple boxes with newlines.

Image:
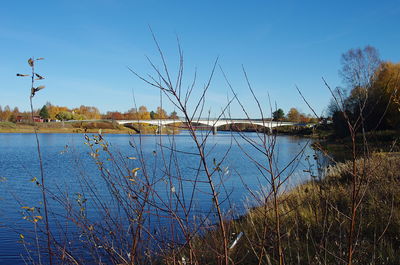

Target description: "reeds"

left=12, top=42, right=400, bottom=265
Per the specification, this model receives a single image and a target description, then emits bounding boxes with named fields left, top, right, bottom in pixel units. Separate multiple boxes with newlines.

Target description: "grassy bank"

left=0, top=121, right=135, bottom=134
left=315, top=130, right=400, bottom=161
left=181, top=153, right=400, bottom=264
left=273, top=124, right=333, bottom=138
left=0, top=121, right=179, bottom=134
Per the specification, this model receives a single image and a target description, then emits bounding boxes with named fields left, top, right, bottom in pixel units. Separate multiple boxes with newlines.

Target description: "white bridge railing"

left=116, top=119, right=296, bottom=129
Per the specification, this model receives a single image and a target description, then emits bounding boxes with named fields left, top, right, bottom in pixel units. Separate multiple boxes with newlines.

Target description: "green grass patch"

left=0, top=122, right=17, bottom=128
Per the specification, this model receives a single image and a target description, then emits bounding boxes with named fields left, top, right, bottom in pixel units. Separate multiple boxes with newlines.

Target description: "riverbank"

left=186, top=152, right=400, bottom=264
left=0, top=121, right=179, bottom=134
left=1, top=121, right=332, bottom=137
left=273, top=124, right=333, bottom=138
left=0, top=122, right=133, bottom=134
left=1, top=128, right=398, bottom=264
left=218, top=123, right=334, bottom=138
left=0, top=133, right=315, bottom=264
left=314, top=129, right=400, bottom=161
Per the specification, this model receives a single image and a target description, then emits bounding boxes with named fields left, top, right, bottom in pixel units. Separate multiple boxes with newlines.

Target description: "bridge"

left=116, top=119, right=296, bottom=134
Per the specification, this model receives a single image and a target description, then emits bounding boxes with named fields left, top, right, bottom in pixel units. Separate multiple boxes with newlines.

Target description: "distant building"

left=16, top=115, right=44, bottom=123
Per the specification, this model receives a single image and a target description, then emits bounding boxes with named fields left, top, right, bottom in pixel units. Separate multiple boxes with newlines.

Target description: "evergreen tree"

left=272, top=109, right=285, bottom=121
left=39, top=105, right=50, bottom=119
left=150, top=111, right=156, bottom=119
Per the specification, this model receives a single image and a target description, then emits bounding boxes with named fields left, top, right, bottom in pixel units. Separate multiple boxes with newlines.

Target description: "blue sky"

left=1, top=0, right=399, bottom=118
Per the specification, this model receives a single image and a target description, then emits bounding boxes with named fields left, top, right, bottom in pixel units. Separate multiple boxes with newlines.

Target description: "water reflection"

left=0, top=132, right=322, bottom=264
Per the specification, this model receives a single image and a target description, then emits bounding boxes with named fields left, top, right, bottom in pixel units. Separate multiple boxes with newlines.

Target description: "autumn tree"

left=73, top=105, right=101, bottom=120
left=124, top=108, right=137, bottom=119
left=46, top=103, right=69, bottom=120
left=287, top=108, right=300, bottom=122
left=55, top=111, right=74, bottom=121
left=154, top=107, right=167, bottom=119
left=368, top=61, right=400, bottom=129
left=138, top=106, right=150, bottom=120
left=8, top=107, right=20, bottom=122
left=333, top=47, right=400, bottom=132
left=331, top=46, right=383, bottom=135
left=107, top=111, right=124, bottom=120
left=46, top=102, right=57, bottom=119
left=169, top=110, right=178, bottom=119
left=1, top=105, right=12, bottom=122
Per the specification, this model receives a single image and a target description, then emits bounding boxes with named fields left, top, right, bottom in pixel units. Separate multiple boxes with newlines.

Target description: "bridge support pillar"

left=212, top=126, right=217, bottom=135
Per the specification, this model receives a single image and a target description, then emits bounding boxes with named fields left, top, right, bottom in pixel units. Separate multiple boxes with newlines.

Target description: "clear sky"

left=1, top=0, right=399, bottom=118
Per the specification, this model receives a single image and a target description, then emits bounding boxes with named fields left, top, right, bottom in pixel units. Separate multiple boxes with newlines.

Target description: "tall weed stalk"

left=17, top=57, right=53, bottom=264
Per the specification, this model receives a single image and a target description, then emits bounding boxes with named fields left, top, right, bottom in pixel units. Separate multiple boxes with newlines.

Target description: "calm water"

left=0, top=132, right=320, bottom=264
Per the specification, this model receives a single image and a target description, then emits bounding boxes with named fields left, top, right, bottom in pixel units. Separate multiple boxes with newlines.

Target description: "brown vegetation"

left=184, top=153, right=400, bottom=264
left=10, top=44, right=400, bottom=265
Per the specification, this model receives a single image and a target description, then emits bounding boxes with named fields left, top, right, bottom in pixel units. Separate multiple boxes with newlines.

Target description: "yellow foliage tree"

left=370, top=62, right=400, bottom=128
left=73, top=105, right=101, bottom=120
left=138, top=106, right=150, bottom=120
left=287, top=108, right=300, bottom=122
left=155, top=107, right=167, bottom=119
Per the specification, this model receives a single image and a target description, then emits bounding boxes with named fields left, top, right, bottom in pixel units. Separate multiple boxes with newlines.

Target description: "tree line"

left=0, top=102, right=316, bottom=123
left=328, top=46, right=400, bottom=137
left=0, top=105, right=24, bottom=122
left=272, top=107, right=318, bottom=123
left=272, top=45, right=400, bottom=134
left=4, top=45, right=396, bottom=128
left=0, top=102, right=179, bottom=122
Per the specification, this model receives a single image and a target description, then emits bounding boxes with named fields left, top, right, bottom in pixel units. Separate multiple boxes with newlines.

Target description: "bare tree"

left=339, top=45, right=381, bottom=90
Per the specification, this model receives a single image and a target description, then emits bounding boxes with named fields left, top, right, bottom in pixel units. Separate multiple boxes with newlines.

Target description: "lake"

left=0, top=132, right=322, bottom=264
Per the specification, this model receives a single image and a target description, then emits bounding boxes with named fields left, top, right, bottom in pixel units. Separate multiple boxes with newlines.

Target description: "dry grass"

left=183, top=153, right=400, bottom=264
left=0, top=121, right=165, bottom=134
